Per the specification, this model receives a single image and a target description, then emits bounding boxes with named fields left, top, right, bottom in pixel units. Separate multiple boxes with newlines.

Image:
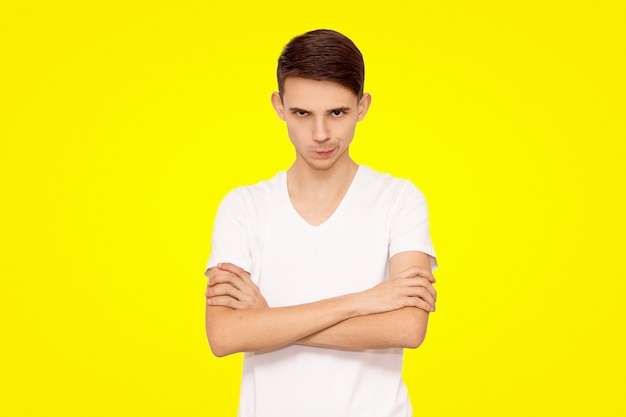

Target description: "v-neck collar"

left=281, top=165, right=363, bottom=229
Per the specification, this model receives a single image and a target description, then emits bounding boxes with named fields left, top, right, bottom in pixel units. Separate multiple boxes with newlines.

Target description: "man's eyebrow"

left=328, top=106, right=351, bottom=113
left=287, top=106, right=352, bottom=113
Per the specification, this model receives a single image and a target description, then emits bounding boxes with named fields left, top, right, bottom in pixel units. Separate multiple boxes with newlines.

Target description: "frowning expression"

left=271, top=77, right=371, bottom=171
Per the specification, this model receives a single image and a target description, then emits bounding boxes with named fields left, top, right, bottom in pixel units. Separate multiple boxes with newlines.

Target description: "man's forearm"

left=295, top=251, right=435, bottom=351
left=295, top=307, right=429, bottom=350
left=206, top=254, right=436, bottom=356
left=206, top=293, right=361, bottom=357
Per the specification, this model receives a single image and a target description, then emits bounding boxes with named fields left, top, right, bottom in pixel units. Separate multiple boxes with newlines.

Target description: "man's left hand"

left=205, top=262, right=269, bottom=310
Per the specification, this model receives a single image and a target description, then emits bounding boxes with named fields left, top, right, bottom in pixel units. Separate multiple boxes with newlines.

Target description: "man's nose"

left=312, top=117, right=330, bottom=142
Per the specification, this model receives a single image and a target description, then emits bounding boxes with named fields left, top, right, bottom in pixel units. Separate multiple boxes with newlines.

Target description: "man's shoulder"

left=220, top=171, right=284, bottom=208
left=235, top=171, right=284, bottom=194
left=358, top=165, right=422, bottom=198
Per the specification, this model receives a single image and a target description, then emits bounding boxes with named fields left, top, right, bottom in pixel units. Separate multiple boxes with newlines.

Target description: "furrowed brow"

left=328, top=106, right=351, bottom=113
left=288, top=106, right=352, bottom=114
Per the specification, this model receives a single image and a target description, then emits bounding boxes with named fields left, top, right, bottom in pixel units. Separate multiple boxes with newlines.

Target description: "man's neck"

left=287, top=157, right=358, bottom=201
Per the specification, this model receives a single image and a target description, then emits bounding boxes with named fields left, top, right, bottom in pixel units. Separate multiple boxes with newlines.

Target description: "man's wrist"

left=341, top=292, right=370, bottom=317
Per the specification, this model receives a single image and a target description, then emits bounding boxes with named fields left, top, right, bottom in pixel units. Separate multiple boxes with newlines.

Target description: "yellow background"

left=2, top=1, right=624, bottom=415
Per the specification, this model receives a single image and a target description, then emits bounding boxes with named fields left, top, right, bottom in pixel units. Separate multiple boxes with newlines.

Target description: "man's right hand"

left=355, top=266, right=437, bottom=315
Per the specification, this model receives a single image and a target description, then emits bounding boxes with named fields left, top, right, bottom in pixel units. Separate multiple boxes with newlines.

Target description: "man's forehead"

left=282, top=77, right=358, bottom=109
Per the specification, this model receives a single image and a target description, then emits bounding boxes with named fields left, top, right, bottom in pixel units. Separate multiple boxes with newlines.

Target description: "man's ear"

left=271, top=92, right=285, bottom=121
left=357, top=93, right=372, bottom=122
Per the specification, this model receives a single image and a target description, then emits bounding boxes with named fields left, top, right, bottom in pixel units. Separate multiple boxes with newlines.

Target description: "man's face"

left=271, top=77, right=371, bottom=171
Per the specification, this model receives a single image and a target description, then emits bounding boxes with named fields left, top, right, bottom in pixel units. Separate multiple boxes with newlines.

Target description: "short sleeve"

left=389, top=181, right=438, bottom=271
left=206, top=189, right=253, bottom=273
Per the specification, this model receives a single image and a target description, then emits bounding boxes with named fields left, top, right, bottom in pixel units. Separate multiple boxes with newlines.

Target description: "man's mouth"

left=314, top=148, right=337, bottom=158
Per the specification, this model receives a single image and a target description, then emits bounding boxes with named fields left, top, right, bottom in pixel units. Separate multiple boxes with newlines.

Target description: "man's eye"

left=331, top=110, right=344, bottom=117
left=296, top=111, right=308, bottom=116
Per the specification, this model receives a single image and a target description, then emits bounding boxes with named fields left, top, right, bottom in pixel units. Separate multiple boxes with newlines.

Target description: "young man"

left=205, top=29, right=438, bottom=417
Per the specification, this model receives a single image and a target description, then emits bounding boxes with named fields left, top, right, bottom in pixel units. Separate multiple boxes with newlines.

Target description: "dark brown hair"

left=277, top=29, right=365, bottom=99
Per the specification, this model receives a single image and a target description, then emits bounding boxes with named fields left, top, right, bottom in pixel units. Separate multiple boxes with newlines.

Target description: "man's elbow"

left=401, top=309, right=429, bottom=349
left=208, top=341, right=232, bottom=358
left=403, top=329, right=426, bottom=349
left=206, top=330, right=237, bottom=357
left=206, top=306, right=241, bottom=357
left=205, top=320, right=239, bottom=357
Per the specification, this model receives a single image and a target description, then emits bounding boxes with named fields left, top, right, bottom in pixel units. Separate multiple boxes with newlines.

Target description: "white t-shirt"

left=207, top=165, right=437, bottom=417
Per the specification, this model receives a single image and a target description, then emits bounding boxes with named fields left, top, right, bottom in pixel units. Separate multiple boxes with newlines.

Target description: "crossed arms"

left=204, top=251, right=437, bottom=357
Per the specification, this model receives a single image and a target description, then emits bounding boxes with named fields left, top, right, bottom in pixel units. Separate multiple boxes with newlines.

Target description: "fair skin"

left=205, top=77, right=437, bottom=357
